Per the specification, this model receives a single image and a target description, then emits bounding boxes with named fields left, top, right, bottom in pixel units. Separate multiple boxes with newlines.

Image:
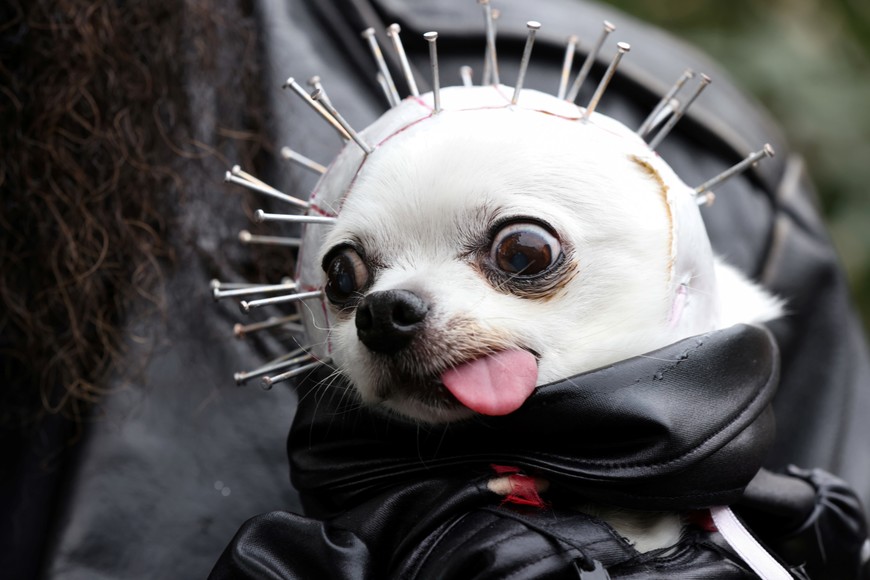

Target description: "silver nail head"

left=240, top=301, right=251, bottom=313
left=565, top=20, right=616, bottom=103
left=512, top=22, right=542, bottom=105
left=310, top=86, right=373, bottom=154
left=424, top=32, right=441, bottom=113
left=388, top=23, right=400, bottom=35
left=763, top=144, right=775, bottom=158
left=582, top=41, right=630, bottom=120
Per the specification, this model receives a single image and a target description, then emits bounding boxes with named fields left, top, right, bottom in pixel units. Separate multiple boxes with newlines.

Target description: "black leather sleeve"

left=210, top=482, right=764, bottom=580
left=738, top=468, right=870, bottom=579
left=209, top=511, right=372, bottom=580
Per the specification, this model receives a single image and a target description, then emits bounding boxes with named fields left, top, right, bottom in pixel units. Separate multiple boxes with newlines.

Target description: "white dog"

left=296, top=84, right=783, bottom=552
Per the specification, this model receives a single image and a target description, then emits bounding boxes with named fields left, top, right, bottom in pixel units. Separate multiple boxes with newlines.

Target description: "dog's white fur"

left=302, top=86, right=783, bottom=552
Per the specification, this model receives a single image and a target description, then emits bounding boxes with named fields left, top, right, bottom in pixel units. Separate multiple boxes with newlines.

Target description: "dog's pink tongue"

left=440, top=350, right=538, bottom=416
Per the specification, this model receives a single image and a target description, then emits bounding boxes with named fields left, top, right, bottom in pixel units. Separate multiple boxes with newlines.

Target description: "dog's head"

left=295, top=85, right=732, bottom=423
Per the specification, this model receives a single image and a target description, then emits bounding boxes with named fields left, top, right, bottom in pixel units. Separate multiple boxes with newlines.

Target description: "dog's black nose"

left=356, top=289, right=429, bottom=353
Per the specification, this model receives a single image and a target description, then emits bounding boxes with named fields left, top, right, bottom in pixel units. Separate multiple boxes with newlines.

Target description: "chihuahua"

left=298, top=84, right=783, bottom=552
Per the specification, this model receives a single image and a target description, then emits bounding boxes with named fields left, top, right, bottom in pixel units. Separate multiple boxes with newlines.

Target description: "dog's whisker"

left=431, top=423, right=451, bottom=458
left=308, top=365, right=340, bottom=420
left=566, top=20, right=615, bottom=103
left=327, top=398, right=367, bottom=417
left=330, top=381, right=362, bottom=416
left=303, top=373, right=345, bottom=444
left=323, top=379, right=350, bottom=433
left=296, top=369, right=340, bottom=407
left=298, top=299, right=332, bottom=332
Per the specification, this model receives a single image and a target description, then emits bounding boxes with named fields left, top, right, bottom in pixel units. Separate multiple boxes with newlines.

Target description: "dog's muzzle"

left=356, top=289, right=429, bottom=353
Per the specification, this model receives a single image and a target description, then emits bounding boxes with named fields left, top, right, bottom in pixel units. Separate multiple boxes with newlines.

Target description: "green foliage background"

left=600, top=0, right=870, bottom=329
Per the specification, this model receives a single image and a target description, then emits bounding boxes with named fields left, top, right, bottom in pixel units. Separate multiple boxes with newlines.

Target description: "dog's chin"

left=379, top=392, right=476, bottom=424
left=358, top=373, right=476, bottom=424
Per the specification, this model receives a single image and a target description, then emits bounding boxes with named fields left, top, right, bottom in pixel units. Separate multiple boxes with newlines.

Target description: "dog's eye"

left=491, top=222, right=561, bottom=276
left=324, top=248, right=369, bottom=305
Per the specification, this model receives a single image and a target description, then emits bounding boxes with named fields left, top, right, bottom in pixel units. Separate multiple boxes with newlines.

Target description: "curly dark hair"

left=0, top=0, right=268, bottom=430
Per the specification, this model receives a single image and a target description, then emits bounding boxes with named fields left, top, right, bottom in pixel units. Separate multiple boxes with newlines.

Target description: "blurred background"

left=601, top=0, right=870, bottom=329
